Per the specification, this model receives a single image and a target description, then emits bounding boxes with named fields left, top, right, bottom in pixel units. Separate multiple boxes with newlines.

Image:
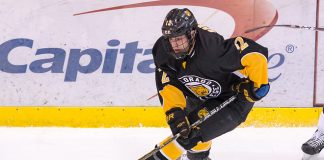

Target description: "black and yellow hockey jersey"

left=153, top=26, right=268, bottom=113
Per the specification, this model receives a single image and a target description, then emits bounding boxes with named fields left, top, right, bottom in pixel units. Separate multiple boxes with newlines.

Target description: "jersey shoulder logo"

left=178, top=75, right=221, bottom=100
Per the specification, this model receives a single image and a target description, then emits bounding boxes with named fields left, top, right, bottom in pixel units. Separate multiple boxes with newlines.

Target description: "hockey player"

left=147, top=8, right=270, bottom=160
left=302, top=110, right=324, bottom=158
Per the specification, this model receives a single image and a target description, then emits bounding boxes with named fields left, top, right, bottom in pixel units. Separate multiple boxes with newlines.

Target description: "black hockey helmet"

left=161, top=8, right=198, bottom=59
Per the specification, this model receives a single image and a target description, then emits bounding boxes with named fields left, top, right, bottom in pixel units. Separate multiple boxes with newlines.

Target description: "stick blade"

left=138, top=148, right=159, bottom=160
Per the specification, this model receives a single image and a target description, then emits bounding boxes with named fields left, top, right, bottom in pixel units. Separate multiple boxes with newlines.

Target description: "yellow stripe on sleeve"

left=191, top=141, right=212, bottom=152
left=239, top=52, right=268, bottom=88
left=159, top=85, right=186, bottom=113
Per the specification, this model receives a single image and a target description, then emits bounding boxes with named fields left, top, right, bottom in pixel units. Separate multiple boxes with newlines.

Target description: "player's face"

left=169, top=34, right=190, bottom=54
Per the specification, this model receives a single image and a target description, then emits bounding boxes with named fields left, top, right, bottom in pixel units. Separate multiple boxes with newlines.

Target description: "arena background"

left=0, top=0, right=323, bottom=127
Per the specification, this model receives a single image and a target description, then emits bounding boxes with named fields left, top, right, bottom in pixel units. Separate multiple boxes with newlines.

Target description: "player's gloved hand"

left=232, top=78, right=270, bottom=102
left=166, top=107, right=190, bottom=138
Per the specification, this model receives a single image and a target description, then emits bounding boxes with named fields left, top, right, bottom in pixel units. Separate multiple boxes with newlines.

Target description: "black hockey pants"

left=184, top=94, right=254, bottom=142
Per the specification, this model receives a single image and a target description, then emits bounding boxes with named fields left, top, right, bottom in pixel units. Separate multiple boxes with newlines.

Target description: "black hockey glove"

left=166, top=107, right=190, bottom=139
left=232, top=78, right=270, bottom=102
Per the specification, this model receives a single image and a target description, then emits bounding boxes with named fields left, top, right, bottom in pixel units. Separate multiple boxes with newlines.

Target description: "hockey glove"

left=232, top=78, right=270, bottom=102
left=166, top=107, right=191, bottom=139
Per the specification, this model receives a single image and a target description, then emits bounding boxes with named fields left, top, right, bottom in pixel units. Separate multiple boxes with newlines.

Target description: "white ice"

left=0, top=127, right=323, bottom=160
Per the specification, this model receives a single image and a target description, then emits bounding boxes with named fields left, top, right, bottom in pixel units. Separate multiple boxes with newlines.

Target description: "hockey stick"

left=245, top=24, right=324, bottom=33
left=138, top=95, right=237, bottom=160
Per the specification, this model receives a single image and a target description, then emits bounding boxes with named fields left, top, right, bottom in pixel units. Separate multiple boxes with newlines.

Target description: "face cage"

left=163, top=32, right=194, bottom=60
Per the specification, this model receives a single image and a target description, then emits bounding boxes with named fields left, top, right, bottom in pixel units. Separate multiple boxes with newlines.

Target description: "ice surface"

left=0, top=127, right=323, bottom=160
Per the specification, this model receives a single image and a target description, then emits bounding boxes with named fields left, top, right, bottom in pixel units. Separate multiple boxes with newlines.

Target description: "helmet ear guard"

left=161, top=8, right=198, bottom=60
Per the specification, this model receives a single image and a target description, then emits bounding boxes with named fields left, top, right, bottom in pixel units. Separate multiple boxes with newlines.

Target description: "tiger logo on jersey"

left=188, top=85, right=209, bottom=97
left=179, top=75, right=221, bottom=100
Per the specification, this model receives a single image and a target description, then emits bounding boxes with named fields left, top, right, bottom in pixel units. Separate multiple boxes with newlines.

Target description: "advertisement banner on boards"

left=0, top=0, right=319, bottom=107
